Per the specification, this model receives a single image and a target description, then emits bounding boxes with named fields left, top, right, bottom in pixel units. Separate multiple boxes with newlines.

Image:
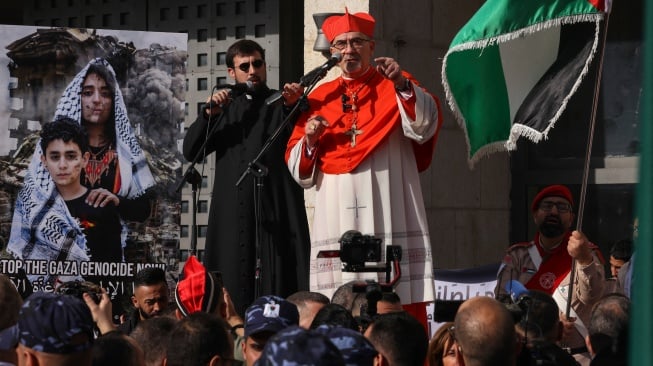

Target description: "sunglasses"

left=236, top=59, right=264, bottom=72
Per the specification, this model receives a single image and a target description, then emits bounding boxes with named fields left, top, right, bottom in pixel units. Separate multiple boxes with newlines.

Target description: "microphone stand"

left=235, top=67, right=328, bottom=299
left=176, top=91, right=224, bottom=259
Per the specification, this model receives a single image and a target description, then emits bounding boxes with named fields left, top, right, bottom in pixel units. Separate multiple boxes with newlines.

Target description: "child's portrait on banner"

left=0, top=25, right=186, bottom=320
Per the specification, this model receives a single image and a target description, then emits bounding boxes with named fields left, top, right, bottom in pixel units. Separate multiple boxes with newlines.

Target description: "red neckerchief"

left=525, top=231, right=572, bottom=294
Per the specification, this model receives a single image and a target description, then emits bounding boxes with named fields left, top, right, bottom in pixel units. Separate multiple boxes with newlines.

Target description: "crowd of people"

left=0, top=255, right=631, bottom=366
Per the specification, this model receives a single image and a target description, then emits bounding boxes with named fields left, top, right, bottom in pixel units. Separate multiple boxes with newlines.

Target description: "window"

left=160, top=7, right=170, bottom=21
left=185, top=78, right=189, bottom=91
left=197, top=4, right=207, bottom=18
left=216, top=27, right=227, bottom=40
left=85, top=15, right=95, bottom=27
left=201, top=176, right=208, bottom=188
left=216, top=77, right=227, bottom=85
left=197, top=53, right=208, bottom=66
left=198, top=225, right=208, bottom=238
left=254, top=0, right=265, bottom=13
left=181, top=201, right=189, bottom=213
left=198, top=200, right=209, bottom=213
left=216, top=52, right=226, bottom=65
left=255, top=24, right=265, bottom=38
left=184, top=102, right=189, bottom=116
left=180, top=249, right=189, bottom=261
left=119, top=13, right=128, bottom=25
left=180, top=225, right=189, bottom=238
left=197, top=78, right=208, bottom=91
left=235, top=1, right=245, bottom=14
left=197, top=102, right=205, bottom=115
left=102, top=14, right=112, bottom=27
left=235, top=26, right=246, bottom=39
left=216, top=2, right=226, bottom=16
left=178, top=6, right=188, bottom=19
left=197, top=29, right=208, bottom=42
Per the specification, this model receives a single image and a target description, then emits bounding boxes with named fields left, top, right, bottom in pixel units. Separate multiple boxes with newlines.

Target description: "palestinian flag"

left=442, top=0, right=608, bottom=167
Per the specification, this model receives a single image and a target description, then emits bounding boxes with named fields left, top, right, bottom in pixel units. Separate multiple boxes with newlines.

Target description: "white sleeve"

left=287, top=139, right=316, bottom=189
left=397, top=82, right=439, bottom=144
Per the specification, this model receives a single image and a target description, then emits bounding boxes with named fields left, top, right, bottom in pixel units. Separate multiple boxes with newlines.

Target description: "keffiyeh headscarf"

left=8, top=58, right=155, bottom=286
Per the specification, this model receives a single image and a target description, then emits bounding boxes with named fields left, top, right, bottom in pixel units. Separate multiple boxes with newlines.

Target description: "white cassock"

left=287, top=86, right=439, bottom=304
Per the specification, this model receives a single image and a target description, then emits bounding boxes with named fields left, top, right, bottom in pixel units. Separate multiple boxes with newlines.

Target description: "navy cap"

left=244, top=295, right=299, bottom=338
left=315, top=324, right=378, bottom=366
left=255, top=325, right=345, bottom=366
left=17, top=292, right=94, bottom=354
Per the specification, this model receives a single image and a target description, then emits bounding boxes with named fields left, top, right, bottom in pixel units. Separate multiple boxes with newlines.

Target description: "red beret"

left=531, top=185, right=574, bottom=211
left=322, top=8, right=375, bottom=43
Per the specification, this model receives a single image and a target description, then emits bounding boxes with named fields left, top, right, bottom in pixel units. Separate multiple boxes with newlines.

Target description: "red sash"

left=525, top=232, right=572, bottom=295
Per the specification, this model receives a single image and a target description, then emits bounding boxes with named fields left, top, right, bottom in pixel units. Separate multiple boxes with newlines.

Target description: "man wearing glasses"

left=495, top=184, right=605, bottom=366
left=183, top=39, right=311, bottom=316
left=285, top=9, right=443, bottom=315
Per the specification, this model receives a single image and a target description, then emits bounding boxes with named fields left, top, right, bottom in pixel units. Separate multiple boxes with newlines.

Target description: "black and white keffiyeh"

left=8, top=58, right=155, bottom=285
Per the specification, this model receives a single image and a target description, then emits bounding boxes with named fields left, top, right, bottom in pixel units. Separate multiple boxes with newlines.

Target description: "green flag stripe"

left=445, top=45, right=511, bottom=156
left=450, top=0, right=601, bottom=47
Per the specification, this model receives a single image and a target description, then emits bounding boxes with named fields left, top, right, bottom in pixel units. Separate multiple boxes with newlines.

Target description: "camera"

left=339, top=230, right=382, bottom=272
left=56, top=280, right=102, bottom=304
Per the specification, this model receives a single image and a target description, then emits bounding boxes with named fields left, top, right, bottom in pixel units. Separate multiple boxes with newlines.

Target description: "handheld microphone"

left=203, top=81, right=253, bottom=109
left=299, top=52, right=343, bottom=86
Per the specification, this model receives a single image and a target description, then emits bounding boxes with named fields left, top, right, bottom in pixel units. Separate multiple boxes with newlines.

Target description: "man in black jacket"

left=183, top=39, right=310, bottom=315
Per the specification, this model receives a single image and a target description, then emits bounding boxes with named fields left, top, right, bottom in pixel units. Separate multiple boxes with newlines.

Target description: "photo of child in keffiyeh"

left=7, top=58, right=156, bottom=287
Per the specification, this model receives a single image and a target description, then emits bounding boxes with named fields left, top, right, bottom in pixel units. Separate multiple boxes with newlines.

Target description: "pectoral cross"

left=345, top=123, right=363, bottom=147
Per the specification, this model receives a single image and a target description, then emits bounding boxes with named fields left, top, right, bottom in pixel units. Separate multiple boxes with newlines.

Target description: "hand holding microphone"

left=203, top=81, right=254, bottom=115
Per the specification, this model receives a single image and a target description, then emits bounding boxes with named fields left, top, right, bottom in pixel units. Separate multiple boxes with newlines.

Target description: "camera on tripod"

left=318, top=230, right=403, bottom=319
left=339, top=230, right=383, bottom=272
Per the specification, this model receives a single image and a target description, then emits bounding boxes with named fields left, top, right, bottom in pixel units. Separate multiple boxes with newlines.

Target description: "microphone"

left=203, top=81, right=253, bottom=109
left=299, top=52, right=342, bottom=86
left=265, top=53, right=342, bottom=106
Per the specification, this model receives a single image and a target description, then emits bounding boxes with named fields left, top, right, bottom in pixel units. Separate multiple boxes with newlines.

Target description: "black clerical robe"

left=183, top=86, right=310, bottom=314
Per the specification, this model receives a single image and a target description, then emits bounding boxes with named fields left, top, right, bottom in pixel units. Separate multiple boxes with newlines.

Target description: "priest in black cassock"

left=182, top=39, right=310, bottom=315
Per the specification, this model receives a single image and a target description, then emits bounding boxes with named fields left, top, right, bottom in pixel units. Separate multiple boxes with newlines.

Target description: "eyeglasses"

left=236, top=59, right=264, bottom=72
left=331, top=37, right=371, bottom=51
left=539, top=201, right=572, bottom=213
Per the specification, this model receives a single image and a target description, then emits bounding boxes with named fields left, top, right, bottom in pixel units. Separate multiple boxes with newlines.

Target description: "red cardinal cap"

left=322, top=7, right=375, bottom=43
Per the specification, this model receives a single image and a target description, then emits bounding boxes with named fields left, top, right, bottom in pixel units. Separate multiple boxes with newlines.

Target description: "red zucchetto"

left=322, top=7, right=375, bottom=43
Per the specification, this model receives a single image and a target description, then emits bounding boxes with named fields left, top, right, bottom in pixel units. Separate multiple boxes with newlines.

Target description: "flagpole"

left=565, top=9, right=611, bottom=319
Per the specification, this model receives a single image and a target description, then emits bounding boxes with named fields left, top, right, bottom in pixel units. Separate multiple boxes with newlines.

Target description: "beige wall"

left=303, top=1, right=511, bottom=269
